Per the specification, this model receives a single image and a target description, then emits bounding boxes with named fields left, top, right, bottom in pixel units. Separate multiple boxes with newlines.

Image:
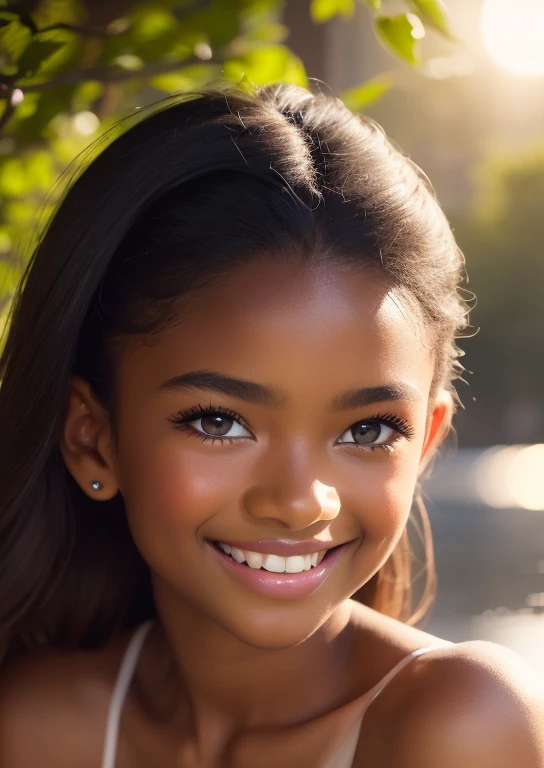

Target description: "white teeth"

left=244, top=551, right=263, bottom=569
left=285, top=555, right=306, bottom=573
left=216, top=542, right=329, bottom=573
left=262, top=554, right=286, bottom=573
left=230, top=547, right=245, bottom=564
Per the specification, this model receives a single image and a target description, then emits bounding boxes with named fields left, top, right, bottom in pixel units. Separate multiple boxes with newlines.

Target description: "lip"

left=213, top=538, right=337, bottom=557
left=207, top=539, right=356, bottom=600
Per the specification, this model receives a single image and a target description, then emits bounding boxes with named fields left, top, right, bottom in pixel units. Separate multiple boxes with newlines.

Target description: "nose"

left=243, top=455, right=341, bottom=530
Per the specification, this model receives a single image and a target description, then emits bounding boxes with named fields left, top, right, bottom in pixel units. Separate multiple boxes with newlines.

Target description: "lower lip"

left=207, top=541, right=353, bottom=600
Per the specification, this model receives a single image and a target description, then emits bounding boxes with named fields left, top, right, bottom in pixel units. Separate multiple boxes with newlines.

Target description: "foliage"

left=341, top=73, right=393, bottom=112
left=374, top=13, right=423, bottom=66
left=310, top=0, right=452, bottom=63
left=0, top=0, right=452, bottom=328
left=454, top=142, right=544, bottom=445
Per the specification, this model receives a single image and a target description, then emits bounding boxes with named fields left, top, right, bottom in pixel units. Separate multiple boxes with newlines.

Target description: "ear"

left=418, top=389, right=454, bottom=476
left=59, top=376, right=119, bottom=500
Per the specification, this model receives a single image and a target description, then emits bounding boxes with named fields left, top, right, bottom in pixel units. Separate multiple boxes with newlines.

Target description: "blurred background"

left=1, top=0, right=543, bottom=669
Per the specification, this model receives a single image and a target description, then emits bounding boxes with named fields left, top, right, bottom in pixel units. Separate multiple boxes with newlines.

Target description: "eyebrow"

left=159, top=369, right=421, bottom=410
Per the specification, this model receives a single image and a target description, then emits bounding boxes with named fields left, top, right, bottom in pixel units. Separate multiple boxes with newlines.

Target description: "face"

left=87, top=260, right=448, bottom=649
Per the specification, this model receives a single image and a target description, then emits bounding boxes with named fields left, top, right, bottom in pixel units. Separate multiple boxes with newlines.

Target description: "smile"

left=207, top=539, right=355, bottom=600
left=215, top=542, right=328, bottom=573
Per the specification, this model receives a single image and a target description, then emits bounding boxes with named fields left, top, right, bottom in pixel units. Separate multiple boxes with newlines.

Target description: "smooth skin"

left=1, top=260, right=543, bottom=767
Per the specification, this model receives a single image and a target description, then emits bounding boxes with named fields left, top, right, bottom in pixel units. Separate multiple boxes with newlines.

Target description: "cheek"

left=347, top=450, right=422, bottom=556
left=116, top=427, right=245, bottom=551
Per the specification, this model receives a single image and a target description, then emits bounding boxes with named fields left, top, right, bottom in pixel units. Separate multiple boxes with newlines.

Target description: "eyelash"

left=167, top=403, right=415, bottom=453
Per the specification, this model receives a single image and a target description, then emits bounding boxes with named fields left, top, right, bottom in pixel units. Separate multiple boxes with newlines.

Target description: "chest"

left=114, top=698, right=382, bottom=768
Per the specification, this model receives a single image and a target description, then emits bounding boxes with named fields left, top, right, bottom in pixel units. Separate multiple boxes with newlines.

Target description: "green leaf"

left=223, top=45, right=306, bottom=87
left=310, top=0, right=355, bottom=24
left=341, top=74, right=393, bottom=111
left=360, top=0, right=381, bottom=11
left=16, top=39, right=65, bottom=78
left=409, top=0, right=451, bottom=37
left=0, top=11, right=20, bottom=22
left=0, top=18, right=31, bottom=67
left=375, top=14, right=421, bottom=65
left=0, top=4, right=37, bottom=33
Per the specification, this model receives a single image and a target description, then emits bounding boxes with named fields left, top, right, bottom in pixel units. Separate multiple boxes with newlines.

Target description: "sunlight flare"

left=481, top=0, right=544, bottom=77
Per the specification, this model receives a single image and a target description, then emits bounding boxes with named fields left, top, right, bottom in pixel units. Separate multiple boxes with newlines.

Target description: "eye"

left=337, top=420, right=395, bottom=447
left=191, top=411, right=250, bottom=439
left=168, top=404, right=252, bottom=442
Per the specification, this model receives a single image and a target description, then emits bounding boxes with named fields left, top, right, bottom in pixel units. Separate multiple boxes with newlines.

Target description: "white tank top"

left=100, top=621, right=453, bottom=768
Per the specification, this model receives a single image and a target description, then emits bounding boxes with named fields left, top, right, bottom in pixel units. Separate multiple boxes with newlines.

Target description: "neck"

left=147, top=579, right=357, bottom=736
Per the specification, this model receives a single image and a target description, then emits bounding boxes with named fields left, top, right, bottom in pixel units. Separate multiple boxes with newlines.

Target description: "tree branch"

left=19, top=53, right=222, bottom=92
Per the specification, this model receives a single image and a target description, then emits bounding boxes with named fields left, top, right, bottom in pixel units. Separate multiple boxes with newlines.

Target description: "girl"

left=0, top=84, right=542, bottom=768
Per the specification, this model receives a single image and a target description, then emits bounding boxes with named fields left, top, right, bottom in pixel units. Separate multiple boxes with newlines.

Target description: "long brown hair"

left=0, top=84, right=468, bottom=666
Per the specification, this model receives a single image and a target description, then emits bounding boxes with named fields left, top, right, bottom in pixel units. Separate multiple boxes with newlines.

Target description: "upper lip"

left=211, top=539, right=344, bottom=556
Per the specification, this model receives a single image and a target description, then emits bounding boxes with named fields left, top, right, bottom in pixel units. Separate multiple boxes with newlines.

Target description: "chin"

left=213, top=602, right=339, bottom=651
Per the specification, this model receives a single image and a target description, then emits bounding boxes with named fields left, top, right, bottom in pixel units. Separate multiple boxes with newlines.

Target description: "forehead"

left=122, top=260, right=435, bottom=402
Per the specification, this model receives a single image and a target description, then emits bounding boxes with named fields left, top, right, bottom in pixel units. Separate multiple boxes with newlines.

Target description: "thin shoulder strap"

left=101, top=621, right=155, bottom=768
left=360, top=642, right=454, bottom=718
left=321, top=642, right=454, bottom=768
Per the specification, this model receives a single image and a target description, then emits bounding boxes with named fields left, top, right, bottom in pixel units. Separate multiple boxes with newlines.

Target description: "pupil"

left=352, top=422, right=381, bottom=444
left=201, top=414, right=232, bottom=436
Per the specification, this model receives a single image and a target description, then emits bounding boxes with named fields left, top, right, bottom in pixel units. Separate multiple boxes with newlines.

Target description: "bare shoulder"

left=367, top=640, right=544, bottom=768
left=0, top=636, right=127, bottom=768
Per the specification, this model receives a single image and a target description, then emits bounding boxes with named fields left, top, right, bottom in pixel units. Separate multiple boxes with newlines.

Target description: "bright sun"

left=481, top=0, right=544, bottom=77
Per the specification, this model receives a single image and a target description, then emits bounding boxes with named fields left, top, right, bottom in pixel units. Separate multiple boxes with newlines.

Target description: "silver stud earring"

left=91, top=481, right=102, bottom=491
